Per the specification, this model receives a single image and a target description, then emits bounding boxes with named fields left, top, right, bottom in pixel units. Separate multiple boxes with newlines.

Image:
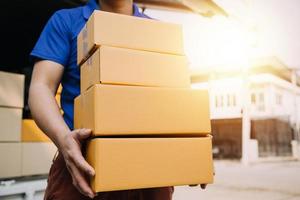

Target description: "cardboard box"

left=56, top=94, right=61, bottom=108
left=57, top=84, right=62, bottom=94
left=77, top=11, right=184, bottom=66
left=0, top=107, right=22, bottom=142
left=86, top=137, right=214, bottom=192
left=80, top=46, right=190, bottom=93
left=21, top=143, right=57, bottom=176
left=74, top=84, right=211, bottom=136
left=0, top=143, right=22, bottom=179
left=0, top=71, right=24, bottom=108
left=21, top=119, right=51, bottom=142
left=74, top=95, right=82, bottom=130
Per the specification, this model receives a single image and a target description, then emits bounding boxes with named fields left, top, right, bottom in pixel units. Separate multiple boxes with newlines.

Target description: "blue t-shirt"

left=30, top=0, right=150, bottom=130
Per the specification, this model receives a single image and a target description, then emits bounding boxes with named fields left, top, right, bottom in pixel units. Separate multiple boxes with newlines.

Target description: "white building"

left=192, top=57, right=300, bottom=161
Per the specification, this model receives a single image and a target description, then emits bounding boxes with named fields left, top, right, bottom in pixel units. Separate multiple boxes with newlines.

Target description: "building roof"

left=191, top=57, right=300, bottom=86
left=135, top=0, right=227, bottom=17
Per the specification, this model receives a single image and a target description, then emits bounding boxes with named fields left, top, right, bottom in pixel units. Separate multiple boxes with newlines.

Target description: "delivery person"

left=28, top=0, right=173, bottom=199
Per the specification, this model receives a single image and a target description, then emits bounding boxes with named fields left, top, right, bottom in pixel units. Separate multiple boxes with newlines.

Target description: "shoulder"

left=46, top=6, right=86, bottom=37
left=50, top=6, right=83, bottom=27
left=55, top=6, right=84, bottom=20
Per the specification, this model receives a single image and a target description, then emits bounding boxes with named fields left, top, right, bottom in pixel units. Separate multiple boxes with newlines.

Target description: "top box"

left=0, top=71, right=24, bottom=108
left=77, top=11, right=184, bottom=66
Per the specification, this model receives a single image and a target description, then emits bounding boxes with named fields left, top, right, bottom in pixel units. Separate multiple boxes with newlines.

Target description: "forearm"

left=29, top=60, right=95, bottom=197
left=29, top=82, right=69, bottom=150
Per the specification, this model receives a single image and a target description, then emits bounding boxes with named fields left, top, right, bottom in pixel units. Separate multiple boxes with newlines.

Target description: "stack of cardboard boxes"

left=75, top=11, right=214, bottom=193
left=0, top=71, right=24, bottom=178
left=21, top=120, right=57, bottom=176
left=0, top=71, right=58, bottom=179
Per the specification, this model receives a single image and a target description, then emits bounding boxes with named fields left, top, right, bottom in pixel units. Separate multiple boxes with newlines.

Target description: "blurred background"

left=0, top=0, right=299, bottom=199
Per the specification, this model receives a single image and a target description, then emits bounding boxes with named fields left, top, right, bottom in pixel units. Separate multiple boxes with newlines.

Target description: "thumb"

left=73, top=128, right=92, bottom=141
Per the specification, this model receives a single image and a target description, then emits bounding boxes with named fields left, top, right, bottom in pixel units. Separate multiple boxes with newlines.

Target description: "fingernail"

left=89, top=169, right=95, bottom=175
left=90, top=171, right=95, bottom=176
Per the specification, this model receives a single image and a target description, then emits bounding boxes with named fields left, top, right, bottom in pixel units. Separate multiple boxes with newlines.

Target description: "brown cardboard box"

left=0, top=143, right=22, bottom=178
left=22, top=119, right=51, bottom=142
left=74, top=84, right=211, bottom=136
left=0, top=107, right=22, bottom=142
left=74, top=95, right=82, bottom=130
left=57, top=84, right=62, bottom=94
left=21, top=143, right=57, bottom=176
left=0, top=71, right=24, bottom=108
left=77, top=11, right=184, bottom=66
left=86, top=137, right=214, bottom=192
left=80, top=46, right=190, bottom=93
left=55, top=94, right=61, bottom=108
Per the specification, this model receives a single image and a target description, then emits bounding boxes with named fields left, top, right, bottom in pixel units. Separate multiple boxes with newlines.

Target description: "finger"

left=200, top=184, right=207, bottom=189
left=74, top=129, right=92, bottom=141
left=74, top=169, right=95, bottom=198
left=71, top=153, right=95, bottom=177
left=67, top=162, right=95, bottom=198
left=66, top=164, right=86, bottom=195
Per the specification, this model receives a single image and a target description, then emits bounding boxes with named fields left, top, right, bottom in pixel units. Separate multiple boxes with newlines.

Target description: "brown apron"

left=44, top=153, right=174, bottom=200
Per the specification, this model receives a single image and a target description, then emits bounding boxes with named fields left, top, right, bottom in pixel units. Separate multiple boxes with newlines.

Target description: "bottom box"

left=86, top=137, right=214, bottom=192
left=21, top=143, right=57, bottom=176
left=0, top=143, right=22, bottom=179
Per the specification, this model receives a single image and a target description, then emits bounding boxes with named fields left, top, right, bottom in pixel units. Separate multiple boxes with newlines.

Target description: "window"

left=215, top=95, right=225, bottom=108
left=251, top=93, right=256, bottom=104
left=232, top=95, right=236, bottom=106
left=259, top=92, right=264, bottom=103
left=251, top=92, right=265, bottom=111
left=225, top=93, right=237, bottom=107
left=227, top=94, right=231, bottom=107
left=215, top=94, right=235, bottom=108
left=257, top=92, right=265, bottom=111
left=229, top=94, right=237, bottom=107
left=275, top=93, right=282, bottom=105
left=215, top=95, right=219, bottom=107
left=220, top=95, right=224, bottom=107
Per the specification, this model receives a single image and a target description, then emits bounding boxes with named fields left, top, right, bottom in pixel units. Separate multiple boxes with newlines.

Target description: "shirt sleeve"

left=30, top=11, right=71, bottom=66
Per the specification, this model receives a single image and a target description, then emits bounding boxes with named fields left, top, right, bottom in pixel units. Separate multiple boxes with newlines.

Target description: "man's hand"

left=60, top=128, right=95, bottom=198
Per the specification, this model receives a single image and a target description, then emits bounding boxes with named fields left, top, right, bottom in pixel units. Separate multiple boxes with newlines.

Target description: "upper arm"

left=30, top=60, right=64, bottom=95
left=29, top=10, right=71, bottom=95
